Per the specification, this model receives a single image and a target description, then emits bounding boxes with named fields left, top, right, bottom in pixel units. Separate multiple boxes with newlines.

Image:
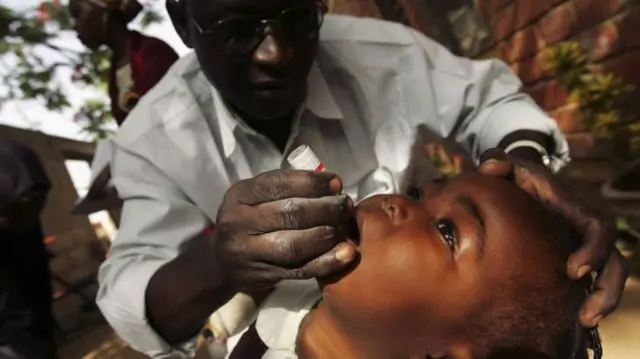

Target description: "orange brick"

left=477, top=0, right=492, bottom=21
left=573, top=0, right=625, bottom=33
left=490, top=41, right=507, bottom=63
left=526, top=80, right=570, bottom=111
left=549, top=103, right=584, bottom=133
left=504, top=27, right=545, bottom=62
left=514, top=53, right=549, bottom=85
left=490, top=4, right=516, bottom=41
left=537, top=3, right=578, bottom=45
left=580, top=21, right=620, bottom=61
left=514, top=0, right=554, bottom=30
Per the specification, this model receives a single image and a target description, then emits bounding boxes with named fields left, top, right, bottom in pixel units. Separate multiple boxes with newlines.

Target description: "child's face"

left=321, top=173, right=553, bottom=357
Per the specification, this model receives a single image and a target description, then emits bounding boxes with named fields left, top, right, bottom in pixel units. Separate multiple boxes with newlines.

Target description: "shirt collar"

left=211, top=62, right=344, bottom=158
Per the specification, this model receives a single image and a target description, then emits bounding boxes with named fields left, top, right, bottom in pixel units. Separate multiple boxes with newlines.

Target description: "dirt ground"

left=58, top=278, right=640, bottom=359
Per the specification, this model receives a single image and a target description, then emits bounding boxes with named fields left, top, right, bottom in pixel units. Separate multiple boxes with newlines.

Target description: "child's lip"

left=354, top=209, right=366, bottom=241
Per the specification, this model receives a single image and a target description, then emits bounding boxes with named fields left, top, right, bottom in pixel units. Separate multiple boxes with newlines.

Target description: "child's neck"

left=296, top=304, right=465, bottom=359
left=296, top=303, right=367, bottom=359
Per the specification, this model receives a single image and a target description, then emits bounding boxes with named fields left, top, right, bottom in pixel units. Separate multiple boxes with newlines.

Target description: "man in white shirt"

left=96, top=0, right=628, bottom=358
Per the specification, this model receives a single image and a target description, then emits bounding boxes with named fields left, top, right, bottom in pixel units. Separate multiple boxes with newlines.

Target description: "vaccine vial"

left=287, top=144, right=325, bottom=171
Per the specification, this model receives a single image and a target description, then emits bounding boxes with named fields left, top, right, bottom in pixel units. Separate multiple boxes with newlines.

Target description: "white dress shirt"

left=96, top=14, right=570, bottom=359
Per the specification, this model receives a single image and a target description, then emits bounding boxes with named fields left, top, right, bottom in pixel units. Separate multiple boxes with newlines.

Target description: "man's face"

left=321, top=174, right=553, bottom=357
left=184, top=0, right=322, bottom=119
left=69, top=0, right=108, bottom=50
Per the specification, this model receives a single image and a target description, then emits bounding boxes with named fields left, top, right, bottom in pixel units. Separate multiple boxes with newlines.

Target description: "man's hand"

left=214, top=169, right=358, bottom=293
left=477, top=148, right=630, bottom=328
left=146, top=169, right=358, bottom=343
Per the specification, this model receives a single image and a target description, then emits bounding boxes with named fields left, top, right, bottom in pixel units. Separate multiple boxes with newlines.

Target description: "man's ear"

left=166, top=0, right=192, bottom=48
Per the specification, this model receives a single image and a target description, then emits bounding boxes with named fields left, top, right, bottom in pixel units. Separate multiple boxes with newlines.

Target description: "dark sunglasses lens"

left=218, top=17, right=261, bottom=55
left=280, top=6, right=321, bottom=38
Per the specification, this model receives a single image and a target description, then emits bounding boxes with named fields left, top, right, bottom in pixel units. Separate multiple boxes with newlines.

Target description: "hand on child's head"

left=478, top=148, right=627, bottom=329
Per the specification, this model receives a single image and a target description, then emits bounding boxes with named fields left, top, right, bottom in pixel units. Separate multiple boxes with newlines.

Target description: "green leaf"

left=0, top=1, right=125, bottom=139
left=140, top=9, right=163, bottom=28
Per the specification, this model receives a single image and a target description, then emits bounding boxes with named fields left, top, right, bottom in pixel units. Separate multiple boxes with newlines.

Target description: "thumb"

left=477, top=148, right=513, bottom=177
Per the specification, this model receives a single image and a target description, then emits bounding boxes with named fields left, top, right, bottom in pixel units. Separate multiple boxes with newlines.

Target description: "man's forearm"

left=498, top=130, right=554, bottom=166
left=145, top=233, right=235, bottom=344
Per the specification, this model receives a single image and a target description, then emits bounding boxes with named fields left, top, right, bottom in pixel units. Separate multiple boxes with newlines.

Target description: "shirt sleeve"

left=96, top=141, right=208, bottom=359
left=409, top=29, right=570, bottom=172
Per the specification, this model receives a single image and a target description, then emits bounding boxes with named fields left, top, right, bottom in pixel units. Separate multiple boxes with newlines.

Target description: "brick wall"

left=474, top=0, right=638, bottom=164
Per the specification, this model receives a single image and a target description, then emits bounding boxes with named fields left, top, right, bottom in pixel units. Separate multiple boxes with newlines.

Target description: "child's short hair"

left=467, top=209, right=589, bottom=359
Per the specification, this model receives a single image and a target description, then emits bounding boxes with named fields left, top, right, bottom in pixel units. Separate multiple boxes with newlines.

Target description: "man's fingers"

left=579, top=250, right=629, bottom=328
left=250, top=195, right=353, bottom=233
left=281, top=242, right=358, bottom=280
left=479, top=147, right=509, bottom=163
left=477, top=148, right=513, bottom=177
left=567, top=214, right=616, bottom=278
left=250, top=226, right=342, bottom=266
left=232, top=170, right=342, bottom=206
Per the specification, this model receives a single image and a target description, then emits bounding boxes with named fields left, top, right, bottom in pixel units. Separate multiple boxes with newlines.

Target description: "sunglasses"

left=191, top=2, right=327, bottom=57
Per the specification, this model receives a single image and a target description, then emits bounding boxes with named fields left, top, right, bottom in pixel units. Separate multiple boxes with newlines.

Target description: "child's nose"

left=380, top=195, right=410, bottom=224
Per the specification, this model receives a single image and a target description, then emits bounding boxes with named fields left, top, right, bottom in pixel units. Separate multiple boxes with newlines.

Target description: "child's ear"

left=166, top=0, right=193, bottom=48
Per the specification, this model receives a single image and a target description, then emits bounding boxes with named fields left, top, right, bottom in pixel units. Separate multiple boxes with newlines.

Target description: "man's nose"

left=251, top=30, right=292, bottom=68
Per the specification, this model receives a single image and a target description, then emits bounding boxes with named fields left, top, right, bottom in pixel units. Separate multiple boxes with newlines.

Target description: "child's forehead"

left=419, top=174, right=528, bottom=205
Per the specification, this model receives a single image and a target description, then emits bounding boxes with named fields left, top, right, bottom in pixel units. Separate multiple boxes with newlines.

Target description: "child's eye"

left=436, top=219, right=457, bottom=251
left=406, top=186, right=423, bottom=201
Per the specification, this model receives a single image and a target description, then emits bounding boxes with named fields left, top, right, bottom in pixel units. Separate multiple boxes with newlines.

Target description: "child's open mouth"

left=347, top=211, right=360, bottom=247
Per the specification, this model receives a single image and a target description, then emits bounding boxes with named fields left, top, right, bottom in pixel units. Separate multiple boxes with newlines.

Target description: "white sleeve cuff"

left=475, top=95, right=571, bottom=172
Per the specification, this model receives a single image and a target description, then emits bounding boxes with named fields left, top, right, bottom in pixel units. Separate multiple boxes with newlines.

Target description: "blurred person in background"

left=69, top=0, right=179, bottom=126
left=0, top=138, right=58, bottom=359
left=68, top=0, right=179, bottom=220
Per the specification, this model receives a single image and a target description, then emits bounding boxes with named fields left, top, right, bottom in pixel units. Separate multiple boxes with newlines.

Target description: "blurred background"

left=0, top=0, right=638, bottom=358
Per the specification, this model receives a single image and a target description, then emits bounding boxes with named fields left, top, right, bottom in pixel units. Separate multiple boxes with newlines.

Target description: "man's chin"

left=246, top=99, right=300, bottom=120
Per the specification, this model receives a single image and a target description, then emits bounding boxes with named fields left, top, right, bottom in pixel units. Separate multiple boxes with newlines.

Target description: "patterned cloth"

left=108, top=31, right=179, bottom=126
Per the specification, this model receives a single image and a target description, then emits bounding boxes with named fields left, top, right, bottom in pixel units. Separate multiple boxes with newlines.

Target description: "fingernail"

left=335, top=244, right=354, bottom=262
left=479, top=148, right=507, bottom=163
left=576, top=265, right=592, bottom=279
left=345, top=196, right=355, bottom=210
left=329, top=176, right=342, bottom=194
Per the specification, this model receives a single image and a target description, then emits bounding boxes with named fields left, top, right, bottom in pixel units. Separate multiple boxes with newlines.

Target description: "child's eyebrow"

left=455, top=195, right=485, bottom=257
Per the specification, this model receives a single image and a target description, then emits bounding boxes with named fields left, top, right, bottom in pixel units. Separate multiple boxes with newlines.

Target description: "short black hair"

left=466, top=209, right=590, bottom=359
